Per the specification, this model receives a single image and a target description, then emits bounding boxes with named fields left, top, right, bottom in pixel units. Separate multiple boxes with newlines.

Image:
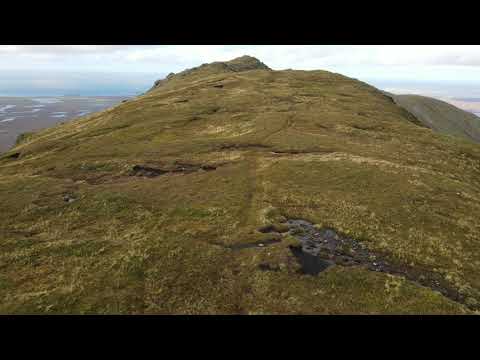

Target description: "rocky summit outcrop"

left=1, top=57, right=480, bottom=314
left=149, top=55, right=271, bottom=91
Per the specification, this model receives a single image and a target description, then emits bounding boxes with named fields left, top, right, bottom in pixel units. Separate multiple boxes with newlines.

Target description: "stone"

left=63, top=195, right=76, bottom=203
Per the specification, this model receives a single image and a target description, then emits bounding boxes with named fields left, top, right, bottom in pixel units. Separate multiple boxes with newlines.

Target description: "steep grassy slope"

left=389, top=94, right=480, bottom=143
left=1, top=57, right=480, bottom=314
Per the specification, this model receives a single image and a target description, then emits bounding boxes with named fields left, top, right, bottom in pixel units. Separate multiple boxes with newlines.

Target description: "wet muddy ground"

left=129, top=162, right=218, bottom=178
left=257, top=218, right=472, bottom=309
left=286, top=219, right=390, bottom=275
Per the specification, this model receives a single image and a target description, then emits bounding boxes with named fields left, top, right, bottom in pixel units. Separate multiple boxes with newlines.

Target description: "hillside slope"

left=388, top=94, right=480, bottom=143
left=1, top=57, right=480, bottom=314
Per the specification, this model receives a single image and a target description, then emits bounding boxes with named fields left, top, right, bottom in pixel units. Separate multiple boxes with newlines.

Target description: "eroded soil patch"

left=218, top=143, right=271, bottom=151
left=129, top=165, right=168, bottom=178
left=129, top=162, right=218, bottom=178
left=270, top=149, right=334, bottom=156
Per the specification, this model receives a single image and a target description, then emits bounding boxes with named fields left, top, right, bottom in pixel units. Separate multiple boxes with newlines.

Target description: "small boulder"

left=63, top=194, right=76, bottom=203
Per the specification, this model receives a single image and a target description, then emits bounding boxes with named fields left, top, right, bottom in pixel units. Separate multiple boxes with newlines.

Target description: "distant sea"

left=0, top=96, right=130, bottom=152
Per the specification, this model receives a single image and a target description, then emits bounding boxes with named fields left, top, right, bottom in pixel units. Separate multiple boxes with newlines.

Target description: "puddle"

left=290, top=246, right=334, bottom=275
left=0, top=117, right=16, bottom=123
left=285, top=218, right=472, bottom=309
left=286, top=219, right=381, bottom=271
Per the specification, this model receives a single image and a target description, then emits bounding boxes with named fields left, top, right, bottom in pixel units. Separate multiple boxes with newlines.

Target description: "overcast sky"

left=1, top=45, right=480, bottom=97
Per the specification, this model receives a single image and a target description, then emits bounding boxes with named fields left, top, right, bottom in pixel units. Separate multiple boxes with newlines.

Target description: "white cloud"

left=1, top=45, right=480, bottom=96
left=3, top=45, right=480, bottom=70
left=118, top=45, right=480, bottom=82
left=0, top=45, right=19, bottom=52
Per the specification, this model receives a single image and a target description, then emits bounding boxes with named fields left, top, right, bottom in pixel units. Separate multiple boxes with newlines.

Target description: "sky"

left=1, top=45, right=480, bottom=98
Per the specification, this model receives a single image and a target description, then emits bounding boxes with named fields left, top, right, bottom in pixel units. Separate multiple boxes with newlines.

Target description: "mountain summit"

left=150, top=55, right=271, bottom=91
left=216, top=55, right=271, bottom=72
left=1, top=57, right=480, bottom=314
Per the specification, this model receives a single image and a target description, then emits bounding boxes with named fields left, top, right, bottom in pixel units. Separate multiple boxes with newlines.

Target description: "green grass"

left=1, top=58, right=479, bottom=314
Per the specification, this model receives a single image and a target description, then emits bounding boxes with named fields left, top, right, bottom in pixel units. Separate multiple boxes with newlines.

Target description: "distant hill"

left=385, top=93, right=480, bottom=143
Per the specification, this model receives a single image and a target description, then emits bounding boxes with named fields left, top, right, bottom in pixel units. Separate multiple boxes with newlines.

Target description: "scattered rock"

left=227, top=238, right=281, bottom=251
left=63, top=194, right=76, bottom=203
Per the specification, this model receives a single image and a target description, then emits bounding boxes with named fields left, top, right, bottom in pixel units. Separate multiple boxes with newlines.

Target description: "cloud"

left=1, top=45, right=480, bottom=95
left=3, top=45, right=480, bottom=69
left=0, top=45, right=139, bottom=54
left=118, top=45, right=480, bottom=68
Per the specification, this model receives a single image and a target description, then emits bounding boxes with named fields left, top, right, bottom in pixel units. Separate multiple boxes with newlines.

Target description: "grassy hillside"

left=1, top=57, right=480, bottom=314
left=390, top=94, right=480, bottom=143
